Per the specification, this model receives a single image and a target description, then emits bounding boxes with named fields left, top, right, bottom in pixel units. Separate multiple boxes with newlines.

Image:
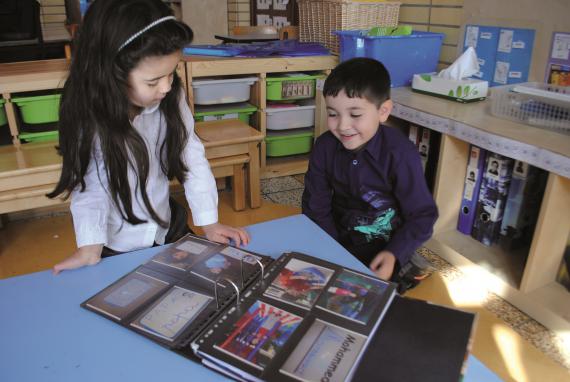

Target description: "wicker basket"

left=298, top=0, right=401, bottom=54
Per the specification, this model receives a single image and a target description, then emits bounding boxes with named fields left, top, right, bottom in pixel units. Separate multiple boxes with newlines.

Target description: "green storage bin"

left=11, top=94, right=61, bottom=124
left=0, top=99, right=7, bottom=126
left=265, top=128, right=314, bottom=157
left=266, top=73, right=322, bottom=101
left=194, top=102, right=257, bottom=123
left=19, top=130, right=59, bottom=143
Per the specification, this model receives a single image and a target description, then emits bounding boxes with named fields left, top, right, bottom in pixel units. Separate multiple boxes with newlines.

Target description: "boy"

left=302, top=58, right=438, bottom=292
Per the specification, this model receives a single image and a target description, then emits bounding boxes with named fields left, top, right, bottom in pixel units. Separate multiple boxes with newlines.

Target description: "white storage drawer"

left=192, top=76, right=258, bottom=105
left=266, top=100, right=316, bottom=130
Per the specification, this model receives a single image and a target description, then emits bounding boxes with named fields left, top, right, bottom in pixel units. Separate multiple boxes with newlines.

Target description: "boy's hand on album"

left=202, top=222, right=250, bottom=247
left=52, top=244, right=104, bottom=275
left=369, top=250, right=396, bottom=281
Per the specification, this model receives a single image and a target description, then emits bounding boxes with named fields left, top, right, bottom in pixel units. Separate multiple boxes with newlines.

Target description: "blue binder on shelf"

left=471, top=153, right=514, bottom=246
left=457, top=145, right=487, bottom=235
left=418, top=127, right=430, bottom=172
left=408, top=124, right=420, bottom=147
left=499, top=161, right=547, bottom=250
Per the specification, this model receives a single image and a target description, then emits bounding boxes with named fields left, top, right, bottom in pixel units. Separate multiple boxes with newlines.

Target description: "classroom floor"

left=1, top=175, right=569, bottom=382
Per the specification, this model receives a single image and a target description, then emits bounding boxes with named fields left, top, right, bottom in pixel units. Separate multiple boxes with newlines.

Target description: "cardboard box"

left=411, top=73, right=488, bottom=103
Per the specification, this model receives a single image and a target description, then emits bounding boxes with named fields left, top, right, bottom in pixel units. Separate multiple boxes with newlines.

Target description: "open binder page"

left=192, top=252, right=397, bottom=382
left=82, top=233, right=273, bottom=351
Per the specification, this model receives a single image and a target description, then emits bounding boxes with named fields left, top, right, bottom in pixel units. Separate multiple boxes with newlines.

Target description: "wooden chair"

left=64, top=23, right=78, bottom=60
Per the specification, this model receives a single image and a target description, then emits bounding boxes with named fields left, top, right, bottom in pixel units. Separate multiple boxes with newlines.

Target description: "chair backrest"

left=232, top=25, right=278, bottom=36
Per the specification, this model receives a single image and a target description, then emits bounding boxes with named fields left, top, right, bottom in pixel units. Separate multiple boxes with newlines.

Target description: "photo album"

left=82, top=233, right=476, bottom=382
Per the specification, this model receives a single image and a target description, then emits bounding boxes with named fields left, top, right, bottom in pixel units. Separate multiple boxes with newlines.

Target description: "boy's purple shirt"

left=302, top=125, right=438, bottom=265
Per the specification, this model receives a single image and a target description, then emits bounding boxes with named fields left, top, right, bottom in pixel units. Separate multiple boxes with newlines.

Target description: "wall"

left=228, top=0, right=251, bottom=32
left=398, top=0, right=464, bottom=68
left=181, top=0, right=228, bottom=44
left=462, top=0, right=570, bottom=82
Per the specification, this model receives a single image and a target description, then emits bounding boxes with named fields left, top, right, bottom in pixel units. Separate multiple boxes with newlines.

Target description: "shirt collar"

left=364, top=126, right=383, bottom=161
left=141, top=103, right=161, bottom=115
left=339, top=125, right=383, bottom=160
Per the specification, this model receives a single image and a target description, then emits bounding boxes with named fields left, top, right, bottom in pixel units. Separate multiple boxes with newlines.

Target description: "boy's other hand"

left=202, top=223, right=250, bottom=247
left=370, top=250, right=396, bottom=280
left=53, top=244, right=103, bottom=275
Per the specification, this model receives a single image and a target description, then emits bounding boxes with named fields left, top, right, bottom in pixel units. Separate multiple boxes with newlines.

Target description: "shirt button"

left=352, top=159, right=358, bottom=165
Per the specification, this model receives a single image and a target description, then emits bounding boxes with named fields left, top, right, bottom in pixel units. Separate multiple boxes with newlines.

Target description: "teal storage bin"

left=266, top=73, right=322, bottom=101
left=265, top=128, right=314, bottom=157
left=11, top=94, right=61, bottom=124
left=194, top=102, right=257, bottom=124
left=335, top=30, right=444, bottom=87
left=0, top=99, right=7, bottom=126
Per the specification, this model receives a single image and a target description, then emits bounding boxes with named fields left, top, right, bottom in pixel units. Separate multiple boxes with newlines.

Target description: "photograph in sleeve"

left=191, top=253, right=242, bottom=284
left=316, top=270, right=390, bottom=324
left=131, top=286, right=212, bottom=341
left=280, top=320, right=366, bottom=382
left=264, top=258, right=334, bottom=309
left=215, top=300, right=302, bottom=370
left=150, top=246, right=204, bottom=271
left=85, top=271, right=169, bottom=321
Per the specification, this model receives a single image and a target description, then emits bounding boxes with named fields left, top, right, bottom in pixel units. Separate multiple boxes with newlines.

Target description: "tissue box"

left=412, top=73, right=488, bottom=103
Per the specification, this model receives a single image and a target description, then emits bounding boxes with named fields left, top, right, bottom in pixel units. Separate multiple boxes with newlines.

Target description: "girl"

left=48, top=0, right=249, bottom=274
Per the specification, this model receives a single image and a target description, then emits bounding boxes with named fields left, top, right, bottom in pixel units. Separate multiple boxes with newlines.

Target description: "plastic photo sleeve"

left=220, top=246, right=261, bottom=264
left=131, top=286, right=212, bottom=341
left=85, top=271, right=169, bottom=321
left=316, top=269, right=389, bottom=324
left=264, top=258, right=334, bottom=309
left=280, top=320, right=366, bottom=382
left=175, top=238, right=210, bottom=255
left=191, top=253, right=243, bottom=284
left=150, top=246, right=203, bottom=271
left=214, top=300, right=302, bottom=370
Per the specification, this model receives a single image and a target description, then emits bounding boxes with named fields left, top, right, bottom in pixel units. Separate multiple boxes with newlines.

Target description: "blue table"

left=0, top=214, right=501, bottom=381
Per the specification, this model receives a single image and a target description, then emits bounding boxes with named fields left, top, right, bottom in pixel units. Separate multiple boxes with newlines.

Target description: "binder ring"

left=214, top=277, right=240, bottom=309
left=241, top=254, right=265, bottom=288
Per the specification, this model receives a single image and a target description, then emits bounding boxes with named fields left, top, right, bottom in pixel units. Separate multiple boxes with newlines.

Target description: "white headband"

left=118, top=15, right=176, bottom=51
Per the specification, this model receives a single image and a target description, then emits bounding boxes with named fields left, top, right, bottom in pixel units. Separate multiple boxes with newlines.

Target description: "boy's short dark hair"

left=323, top=57, right=391, bottom=107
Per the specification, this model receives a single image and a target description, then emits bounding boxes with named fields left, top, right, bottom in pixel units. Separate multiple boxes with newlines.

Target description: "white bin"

left=266, top=100, right=316, bottom=130
left=192, top=76, right=258, bottom=105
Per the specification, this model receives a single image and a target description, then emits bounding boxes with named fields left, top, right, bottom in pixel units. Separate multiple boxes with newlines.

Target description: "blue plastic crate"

left=335, top=30, right=445, bottom=87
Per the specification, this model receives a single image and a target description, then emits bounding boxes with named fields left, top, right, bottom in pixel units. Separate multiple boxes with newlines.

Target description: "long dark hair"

left=48, top=0, right=193, bottom=228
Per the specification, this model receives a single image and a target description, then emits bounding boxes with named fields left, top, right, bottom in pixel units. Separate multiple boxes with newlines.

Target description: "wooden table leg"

left=247, top=141, right=261, bottom=208
left=2, top=94, right=21, bottom=146
left=232, top=163, right=246, bottom=211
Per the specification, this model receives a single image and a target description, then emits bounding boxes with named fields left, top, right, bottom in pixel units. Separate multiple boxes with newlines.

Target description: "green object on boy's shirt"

left=367, top=25, right=413, bottom=37
left=353, top=208, right=396, bottom=242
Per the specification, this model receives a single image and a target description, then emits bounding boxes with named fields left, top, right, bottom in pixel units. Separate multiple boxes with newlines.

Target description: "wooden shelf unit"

left=390, top=87, right=570, bottom=335
left=183, top=55, right=337, bottom=178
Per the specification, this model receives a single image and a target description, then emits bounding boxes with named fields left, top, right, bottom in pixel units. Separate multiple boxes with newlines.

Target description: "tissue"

left=437, top=47, right=480, bottom=80
left=411, top=47, right=488, bottom=103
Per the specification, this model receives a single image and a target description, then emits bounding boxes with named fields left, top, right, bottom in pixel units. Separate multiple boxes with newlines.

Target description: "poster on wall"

left=545, top=32, right=570, bottom=86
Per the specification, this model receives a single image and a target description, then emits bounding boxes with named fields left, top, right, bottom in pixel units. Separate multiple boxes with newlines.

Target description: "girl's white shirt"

left=70, top=95, right=218, bottom=252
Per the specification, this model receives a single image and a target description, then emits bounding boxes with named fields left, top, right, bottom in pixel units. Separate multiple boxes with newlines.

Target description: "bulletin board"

left=250, top=0, right=298, bottom=28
